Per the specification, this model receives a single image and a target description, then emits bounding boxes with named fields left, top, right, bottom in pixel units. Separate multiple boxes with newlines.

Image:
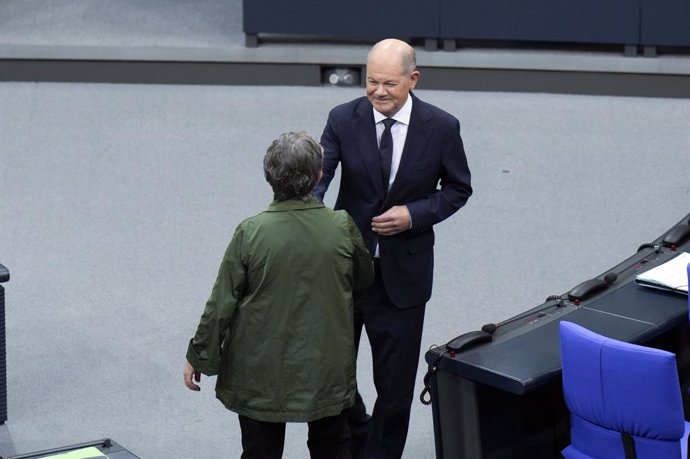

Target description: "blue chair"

left=559, top=321, right=690, bottom=458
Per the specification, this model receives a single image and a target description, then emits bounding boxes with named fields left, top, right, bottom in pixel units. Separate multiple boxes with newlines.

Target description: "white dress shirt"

left=373, top=95, right=413, bottom=191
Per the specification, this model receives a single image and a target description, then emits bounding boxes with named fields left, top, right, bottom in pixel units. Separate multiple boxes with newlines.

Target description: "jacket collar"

left=266, top=197, right=325, bottom=212
left=353, top=99, right=384, bottom=199
left=386, top=93, right=431, bottom=202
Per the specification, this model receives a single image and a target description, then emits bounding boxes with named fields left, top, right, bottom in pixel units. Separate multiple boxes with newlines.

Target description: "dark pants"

left=349, top=260, right=427, bottom=459
left=239, top=412, right=351, bottom=459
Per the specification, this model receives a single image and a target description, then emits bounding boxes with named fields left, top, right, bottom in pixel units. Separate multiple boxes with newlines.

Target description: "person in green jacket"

left=184, top=131, right=375, bottom=459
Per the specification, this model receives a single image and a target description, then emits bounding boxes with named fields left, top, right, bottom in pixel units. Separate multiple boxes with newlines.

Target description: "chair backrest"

left=559, top=321, right=686, bottom=459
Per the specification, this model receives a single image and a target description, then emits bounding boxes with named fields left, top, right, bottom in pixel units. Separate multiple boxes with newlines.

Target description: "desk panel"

left=586, top=280, right=688, bottom=334
left=431, top=305, right=654, bottom=394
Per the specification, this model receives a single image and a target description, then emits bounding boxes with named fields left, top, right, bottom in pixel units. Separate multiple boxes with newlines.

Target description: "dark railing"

left=0, top=262, right=9, bottom=425
left=243, top=0, right=690, bottom=51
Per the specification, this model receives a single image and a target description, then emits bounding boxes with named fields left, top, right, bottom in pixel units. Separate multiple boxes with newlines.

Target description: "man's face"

left=366, top=54, right=419, bottom=118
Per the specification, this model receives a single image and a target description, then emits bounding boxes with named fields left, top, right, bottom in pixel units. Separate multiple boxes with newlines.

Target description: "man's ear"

left=409, top=70, right=420, bottom=89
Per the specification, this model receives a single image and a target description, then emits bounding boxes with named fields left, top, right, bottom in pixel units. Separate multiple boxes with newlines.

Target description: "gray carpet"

left=1, top=81, right=688, bottom=458
left=1, top=1, right=690, bottom=458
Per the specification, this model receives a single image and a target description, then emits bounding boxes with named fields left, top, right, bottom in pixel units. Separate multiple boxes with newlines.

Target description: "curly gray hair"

left=264, top=132, right=323, bottom=201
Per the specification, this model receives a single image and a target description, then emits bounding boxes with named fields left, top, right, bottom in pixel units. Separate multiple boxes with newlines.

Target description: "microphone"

left=447, top=306, right=555, bottom=353
left=637, top=242, right=658, bottom=253
left=568, top=271, right=618, bottom=304
left=604, top=272, right=617, bottom=285
left=447, top=273, right=618, bottom=353
left=474, top=295, right=568, bottom=344
left=481, top=323, right=498, bottom=334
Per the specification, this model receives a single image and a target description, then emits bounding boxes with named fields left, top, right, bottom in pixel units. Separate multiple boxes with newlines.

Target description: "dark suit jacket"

left=314, top=93, right=472, bottom=308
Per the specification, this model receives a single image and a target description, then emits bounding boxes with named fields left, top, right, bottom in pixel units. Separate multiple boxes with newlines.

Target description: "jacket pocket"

left=407, top=231, right=435, bottom=254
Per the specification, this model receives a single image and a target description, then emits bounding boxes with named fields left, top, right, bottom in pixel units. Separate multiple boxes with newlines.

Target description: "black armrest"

left=0, top=263, right=9, bottom=283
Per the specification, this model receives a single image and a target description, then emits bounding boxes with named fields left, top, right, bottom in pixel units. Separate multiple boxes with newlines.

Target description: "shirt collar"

left=266, top=197, right=325, bottom=212
left=373, top=94, right=413, bottom=126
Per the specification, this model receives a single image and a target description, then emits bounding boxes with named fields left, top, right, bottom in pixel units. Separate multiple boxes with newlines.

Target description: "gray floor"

left=1, top=2, right=690, bottom=459
left=1, top=82, right=689, bottom=459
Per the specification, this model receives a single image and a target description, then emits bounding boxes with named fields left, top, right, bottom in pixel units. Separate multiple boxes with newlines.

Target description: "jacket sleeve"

left=347, top=215, right=375, bottom=290
left=405, top=117, right=472, bottom=230
left=186, top=226, right=247, bottom=376
left=313, top=110, right=341, bottom=202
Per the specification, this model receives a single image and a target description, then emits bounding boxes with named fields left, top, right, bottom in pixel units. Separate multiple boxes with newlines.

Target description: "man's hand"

left=183, top=360, right=201, bottom=391
left=372, top=205, right=411, bottom=236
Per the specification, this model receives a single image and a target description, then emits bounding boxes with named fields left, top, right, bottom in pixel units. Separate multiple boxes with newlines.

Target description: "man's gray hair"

left=264, top=132, right=323, bottom=201
left=401, top=47, right=417, bottom=74
left=368, top=39, right=417, bottom=75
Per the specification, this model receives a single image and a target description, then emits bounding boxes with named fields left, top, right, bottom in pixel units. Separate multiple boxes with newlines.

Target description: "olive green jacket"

left=187, top=198, right=374, bottom=423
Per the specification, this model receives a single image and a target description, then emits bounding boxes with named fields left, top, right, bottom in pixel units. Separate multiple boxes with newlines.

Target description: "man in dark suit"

left=313, top=38, right=472, bottom=459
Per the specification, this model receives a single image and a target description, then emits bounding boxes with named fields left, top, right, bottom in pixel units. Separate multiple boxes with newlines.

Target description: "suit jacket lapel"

left=386, top=96, right=431, bottom=203
left=353, top=101, right=387, bottom=200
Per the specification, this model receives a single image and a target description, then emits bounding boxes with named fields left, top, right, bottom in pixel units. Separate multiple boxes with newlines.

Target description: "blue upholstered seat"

left=560, top=321, right=690, bottom=459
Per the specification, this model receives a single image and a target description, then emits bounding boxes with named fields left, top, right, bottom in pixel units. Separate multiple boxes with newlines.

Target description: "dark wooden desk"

left=425, top=213, right=690, bottom=459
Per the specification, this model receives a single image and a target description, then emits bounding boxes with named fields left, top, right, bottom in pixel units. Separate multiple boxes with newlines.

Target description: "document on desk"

left=38, top=446, right=109, bottom=459
left=635, top=251, right=690, bottom=295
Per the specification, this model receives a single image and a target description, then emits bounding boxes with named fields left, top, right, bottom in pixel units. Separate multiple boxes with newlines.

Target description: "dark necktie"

left=379, top=118, right=396, bottom=192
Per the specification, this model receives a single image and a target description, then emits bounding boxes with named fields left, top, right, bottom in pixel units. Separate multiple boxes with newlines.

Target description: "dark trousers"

left=238, top=412, right=351, bottom=459
left=349, top=261, right=427, bottom=459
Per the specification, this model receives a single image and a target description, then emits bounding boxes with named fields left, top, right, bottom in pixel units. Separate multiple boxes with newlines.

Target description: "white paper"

left=635, top=252, right=690, bottom=294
